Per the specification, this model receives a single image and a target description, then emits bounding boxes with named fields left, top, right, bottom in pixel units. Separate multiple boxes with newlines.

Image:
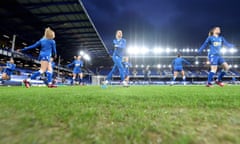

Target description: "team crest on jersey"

left=213, top=42, right=221, bottom=47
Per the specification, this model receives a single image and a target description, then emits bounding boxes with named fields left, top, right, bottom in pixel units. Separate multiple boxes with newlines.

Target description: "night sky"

left=82, top=0, right=240, bottom=52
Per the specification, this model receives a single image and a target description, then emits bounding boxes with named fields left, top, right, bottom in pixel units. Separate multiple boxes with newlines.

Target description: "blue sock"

left=46, top=71, right=53, bottom=84
left=218, top=71, right=226, bottom=82
left=208, top=72, right=215, bottom=84
left=31, top=71, right=41, bottom=80
left=172, top=76, right=176, bottom=81
left=183, top=76, right=186, bottom=81
left=79, top=78, right=82, bottom=84
left=71, top=78, right=75, bottom=85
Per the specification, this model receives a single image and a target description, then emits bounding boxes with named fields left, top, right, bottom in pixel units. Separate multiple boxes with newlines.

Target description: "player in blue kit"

left=18, top=27, right=57, bottom=88
left=171, top=53, right=190, bottom=85
left=103, top=30, right=127, bottom=86
left=67, top=55, right=84, bottom=85
left=197, top=27, right=234, bottom=87
left=1, top=57, right=16, bottom=81
left=122, top=57, right=132, bottom=86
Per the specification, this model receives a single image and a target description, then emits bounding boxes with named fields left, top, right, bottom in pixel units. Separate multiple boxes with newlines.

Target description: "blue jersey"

left=5, top=62, right=16, bottom=71
left=172, top=57, right=190, bottom=70
left=123, top=62, right=132, bottom=74
left=113, top=38, right=126, bottom=57
left=68, top=60, right=83, bottom=74
left=198, top=36, right=234, bottom=56
left=3, top=62, right=16, bottom=76
left=22, top=38, right=57, bottom=57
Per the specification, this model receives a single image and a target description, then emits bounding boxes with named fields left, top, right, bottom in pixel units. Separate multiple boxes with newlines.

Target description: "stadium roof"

left=0, top=0, right=111, bottom=66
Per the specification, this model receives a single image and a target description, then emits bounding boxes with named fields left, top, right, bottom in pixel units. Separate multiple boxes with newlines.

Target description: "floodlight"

left=80, top=51, right=85, bottom=56
left=230, top=48, right=236, bottom=54
left=140, top=47, right=149, bottom=54
left=153, top=47, right=163, bottom=54
left=128, top=46, right=139, bottom=55
left=83, top=54, right=90, bottom=61
left=220, top=47, right=227, bottom=54
left=166, top=48, right=170, bottom=53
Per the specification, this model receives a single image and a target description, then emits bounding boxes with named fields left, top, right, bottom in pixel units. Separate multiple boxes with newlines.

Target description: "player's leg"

left=206, top=55, right=218, bottom=87
left=216, top=61, right=229, bottom=87
left=106, top=64, right=117, bottom=81
left=46, top=63, right=56, bottom=88
left=1, top=72, right=7, bottom=80
left=171, top=71, right=178, bottom=85
left=117, top=60, right=125, bottom=82
left=207, top=65, right=217, bottom=87
left=215, top=57, right=228, bottom=87
left=1, top=72, right=9, bottom=84
left=71, top=73, right=76, bottom=85
left=79, top=72, right=83, bottom=85
left=123, top=71, right=130, bottom=86
left=181, top=70, right=186, bottom=85
left=23, top=60, right=48, bottom=88
left=173, top=71, right=178, bottom=81
left=114, top=56, right=126, bottom=85
left=125, top=72, right=129, bottom=83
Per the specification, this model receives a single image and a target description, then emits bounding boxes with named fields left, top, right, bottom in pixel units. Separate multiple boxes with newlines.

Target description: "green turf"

left=0, top=85, right=240, bottom=144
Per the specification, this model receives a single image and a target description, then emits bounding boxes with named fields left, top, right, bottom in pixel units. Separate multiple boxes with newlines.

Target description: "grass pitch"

left=0, top=85, right=240, bottom=144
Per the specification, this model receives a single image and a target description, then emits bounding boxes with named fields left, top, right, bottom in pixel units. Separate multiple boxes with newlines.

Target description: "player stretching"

left=197, top=26, right=234, bottom=87
left=0, top=57, right=16, bottom=83
left=67, top=55, right=84, bottom=85
left=123, top=57, right=132, bottom=86
left=19, top=27, right=57, bottom=88
left=171, top=53, right=190, bottom=85
left=104, top=30, right=127, bottom=86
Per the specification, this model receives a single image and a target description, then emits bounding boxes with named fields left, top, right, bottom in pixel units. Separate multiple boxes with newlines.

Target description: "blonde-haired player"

left=19, top=27, right=57, bottom=88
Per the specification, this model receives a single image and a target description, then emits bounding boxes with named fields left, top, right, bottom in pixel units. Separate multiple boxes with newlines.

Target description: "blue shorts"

left=174, top=66, right=183, bottom=72
left=73, top=67, right=82, bottom=74
left=208, top=55, right=225, bottom=65
left=38, top=55, right=51, bottom=62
